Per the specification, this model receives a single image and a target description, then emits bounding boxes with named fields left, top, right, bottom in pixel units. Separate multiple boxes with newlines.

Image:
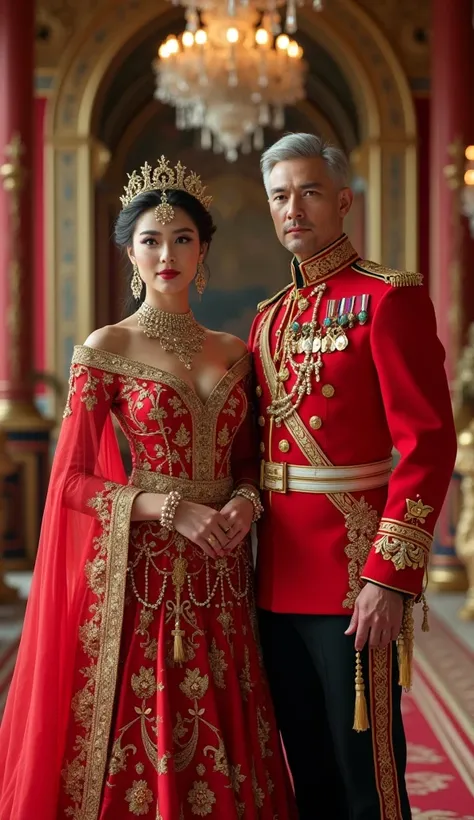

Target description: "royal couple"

left=0, top=133, right=456, bottom=820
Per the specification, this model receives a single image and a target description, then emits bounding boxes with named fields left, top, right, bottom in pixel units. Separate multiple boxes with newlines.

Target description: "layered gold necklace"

left=136, top=302, right=206, bottom=370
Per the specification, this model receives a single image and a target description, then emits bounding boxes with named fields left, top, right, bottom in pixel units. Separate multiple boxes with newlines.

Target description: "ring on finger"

left=207, top=534, right=217, bottom=546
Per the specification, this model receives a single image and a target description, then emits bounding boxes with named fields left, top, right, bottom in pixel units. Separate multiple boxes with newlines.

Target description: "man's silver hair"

left=260, top=133, right=350, bottom=195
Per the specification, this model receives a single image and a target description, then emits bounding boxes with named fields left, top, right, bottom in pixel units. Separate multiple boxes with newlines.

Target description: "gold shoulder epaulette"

left=353, top=259, right=423, bottom=288
left=257, top=284, right=293, bottom=313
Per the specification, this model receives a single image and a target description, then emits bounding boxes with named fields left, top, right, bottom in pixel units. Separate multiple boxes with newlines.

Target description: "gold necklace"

left=136, top=302, right=206, bottom=370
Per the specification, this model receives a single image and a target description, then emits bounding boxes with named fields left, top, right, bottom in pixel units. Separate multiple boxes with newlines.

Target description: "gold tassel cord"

left=421, top=593, right=430, bottom=632
left=353, top=651, right=370, bottom=732
left=171, top=556, right=188, bottom=664
left=397, top=600, right=415, bottom=690
left=172, top=618, right=186, bottom=663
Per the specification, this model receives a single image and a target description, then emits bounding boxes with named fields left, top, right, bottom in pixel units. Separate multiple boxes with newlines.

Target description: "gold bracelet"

left=160, top=490, right=182, bottom=531
left=231, top=486, right=264, bottom=522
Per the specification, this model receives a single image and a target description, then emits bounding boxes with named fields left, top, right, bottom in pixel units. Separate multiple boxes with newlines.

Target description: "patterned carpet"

left=0, top=605, right=472, bottom=817
left=407, top=610, right=474, bottom=819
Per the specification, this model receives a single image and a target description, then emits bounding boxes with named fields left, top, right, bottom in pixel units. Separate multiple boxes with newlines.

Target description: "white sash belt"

left=260, top=458, right=393, bottom=494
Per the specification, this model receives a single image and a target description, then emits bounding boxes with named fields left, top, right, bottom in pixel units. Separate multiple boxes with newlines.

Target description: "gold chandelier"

left=153, top=4, right=307, bottom=161
left=170, top=0, right=324, bottom=36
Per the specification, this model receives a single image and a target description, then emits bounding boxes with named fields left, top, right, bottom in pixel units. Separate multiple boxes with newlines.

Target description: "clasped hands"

left=173, top=496, right=254, bottom=558
left=345, top=582, right=404, bottom=651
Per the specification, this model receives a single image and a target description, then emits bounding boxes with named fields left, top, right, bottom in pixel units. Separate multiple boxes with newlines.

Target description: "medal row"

left=289, top=294, right=371, bottom=355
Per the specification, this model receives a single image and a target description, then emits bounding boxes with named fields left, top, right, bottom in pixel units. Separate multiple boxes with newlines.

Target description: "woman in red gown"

left=0, top=158, right=296, bottom=820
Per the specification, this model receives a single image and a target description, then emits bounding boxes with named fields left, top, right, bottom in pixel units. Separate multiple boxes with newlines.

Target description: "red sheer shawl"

left=0, top=362, right=140, bottom=819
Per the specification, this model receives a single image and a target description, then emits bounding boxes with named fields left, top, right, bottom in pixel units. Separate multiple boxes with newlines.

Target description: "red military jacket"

left=248, top=234, right=457, bottom=615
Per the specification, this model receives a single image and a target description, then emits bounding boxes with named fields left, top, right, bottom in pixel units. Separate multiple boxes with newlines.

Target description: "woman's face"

left=128, top=205, right=205, bottom=298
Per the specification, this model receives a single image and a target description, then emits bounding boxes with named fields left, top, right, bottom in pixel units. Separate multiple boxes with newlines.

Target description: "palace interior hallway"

left=2, top=2, right=474, bottom=817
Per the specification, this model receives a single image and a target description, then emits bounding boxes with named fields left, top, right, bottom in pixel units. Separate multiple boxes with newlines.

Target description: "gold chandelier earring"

left=195, top=262, right=207, bottom=297
left=131, top=261, right=143, bottom=300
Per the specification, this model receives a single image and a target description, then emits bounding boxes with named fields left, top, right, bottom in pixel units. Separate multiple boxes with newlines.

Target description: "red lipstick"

left=158, top=268, right=180, bottom=280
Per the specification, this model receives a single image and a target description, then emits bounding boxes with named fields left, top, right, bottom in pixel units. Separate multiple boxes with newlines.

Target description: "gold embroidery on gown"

left=59, top=347, right=294, bottom=820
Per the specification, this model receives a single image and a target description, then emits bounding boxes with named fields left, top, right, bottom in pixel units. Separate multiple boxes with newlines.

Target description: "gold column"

left=456, top=424, right=474, bottom=619
left=429, top=0, right=474, bottom=592
left=453, top=323, right=474, bottom=617
left=0, top=139, right=53, bottom=569
left=428, top=141, right=469, bottom=593
left=0, top=0, right=54, bottom=568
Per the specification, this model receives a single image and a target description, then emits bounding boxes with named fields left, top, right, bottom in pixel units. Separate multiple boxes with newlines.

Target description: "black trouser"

left=258, top=609, right=411, bottom=820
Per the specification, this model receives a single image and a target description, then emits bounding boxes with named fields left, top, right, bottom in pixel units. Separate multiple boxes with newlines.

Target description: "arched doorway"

left=45, top=0, right=417, bottom=402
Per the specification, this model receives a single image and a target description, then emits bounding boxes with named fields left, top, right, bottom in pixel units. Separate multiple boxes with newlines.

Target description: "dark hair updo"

left=114, top=188, right=217, bottom=310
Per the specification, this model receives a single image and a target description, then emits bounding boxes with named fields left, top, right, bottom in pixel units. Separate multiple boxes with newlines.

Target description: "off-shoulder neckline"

left=72, top=345, right=251, bottom=408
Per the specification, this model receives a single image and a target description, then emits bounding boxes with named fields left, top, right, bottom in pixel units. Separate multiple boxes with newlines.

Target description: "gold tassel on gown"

left=171, top=556, right=188, bottom=663
left=173, top=619, right=186, bottom=663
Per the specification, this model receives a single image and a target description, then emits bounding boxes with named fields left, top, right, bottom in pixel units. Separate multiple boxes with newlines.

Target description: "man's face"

left=267, top=157, right=353, bottom=261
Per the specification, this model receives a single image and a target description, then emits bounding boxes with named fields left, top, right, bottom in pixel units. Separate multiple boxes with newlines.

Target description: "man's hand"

left=345, top=583, right=404, bottom=651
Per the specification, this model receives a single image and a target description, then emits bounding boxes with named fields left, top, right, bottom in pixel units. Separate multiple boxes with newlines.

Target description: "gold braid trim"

left=257, top=284, right=293, bottom=313
left=76, top=484, right=142, bottom=820
left=258, top=298, right=380, bottom=609
left=354, top=259, right=423, bottom=287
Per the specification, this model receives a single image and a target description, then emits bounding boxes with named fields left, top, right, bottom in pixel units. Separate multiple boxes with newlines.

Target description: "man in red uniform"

left=248, top=133, right=457, bottom=820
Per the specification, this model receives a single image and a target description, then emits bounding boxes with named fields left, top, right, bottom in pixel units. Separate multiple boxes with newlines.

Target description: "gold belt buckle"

left=260, top=460, right=288, bottom=493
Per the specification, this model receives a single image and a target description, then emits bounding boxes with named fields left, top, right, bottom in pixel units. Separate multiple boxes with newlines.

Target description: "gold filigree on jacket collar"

left=291, top=234, right=360, bottom=287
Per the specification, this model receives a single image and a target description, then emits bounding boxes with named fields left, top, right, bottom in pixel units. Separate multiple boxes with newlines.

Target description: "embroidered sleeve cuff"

left=360, top=518, right=431, bottom=597
left=360, top=578, right=417, bottom=598
left=372, top=518, right=432, bottom=571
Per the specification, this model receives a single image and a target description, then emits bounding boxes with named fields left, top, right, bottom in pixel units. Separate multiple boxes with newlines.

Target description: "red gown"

left=0, top=345, right=296, bottom=820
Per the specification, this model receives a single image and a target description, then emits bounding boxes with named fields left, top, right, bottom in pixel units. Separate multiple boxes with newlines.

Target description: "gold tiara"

left=119, top=156, right=213, bottom=225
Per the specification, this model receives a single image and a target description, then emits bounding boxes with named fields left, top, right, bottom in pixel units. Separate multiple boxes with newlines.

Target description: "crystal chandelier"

left=169, top=0, right=324, bottom=36
left=153, top=4, right=307, bottom=161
